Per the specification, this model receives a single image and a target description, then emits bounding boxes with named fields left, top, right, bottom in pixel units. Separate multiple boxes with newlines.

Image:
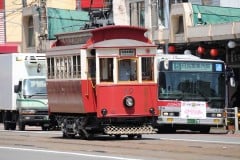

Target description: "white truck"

left=0, top=53, right=49, bottom=131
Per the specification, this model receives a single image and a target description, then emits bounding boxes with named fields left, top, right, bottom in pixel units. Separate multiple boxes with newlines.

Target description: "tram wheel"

left=114, top=135, right=121, bottom=139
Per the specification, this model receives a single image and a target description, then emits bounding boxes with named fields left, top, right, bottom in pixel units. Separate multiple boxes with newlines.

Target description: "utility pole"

left=38, top=0, right=47, bottom=53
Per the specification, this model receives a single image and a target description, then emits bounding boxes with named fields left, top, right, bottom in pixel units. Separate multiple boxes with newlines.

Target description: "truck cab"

left=14, top=76, right=49, bottom=130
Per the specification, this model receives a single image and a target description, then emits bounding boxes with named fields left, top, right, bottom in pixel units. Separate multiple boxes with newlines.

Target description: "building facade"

left=2, top=0, right=240, bottom=98
left=0, top=0, right=76, bottom=52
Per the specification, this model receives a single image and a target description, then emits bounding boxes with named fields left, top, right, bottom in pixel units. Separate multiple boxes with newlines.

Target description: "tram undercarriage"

left=54, top=114, right=157, bottom=139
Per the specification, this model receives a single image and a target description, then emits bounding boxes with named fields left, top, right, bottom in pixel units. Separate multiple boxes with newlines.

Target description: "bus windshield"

left=158, top=71, right=225, bottom=107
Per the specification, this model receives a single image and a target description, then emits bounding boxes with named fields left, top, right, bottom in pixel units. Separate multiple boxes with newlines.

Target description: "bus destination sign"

left=172, top=62, right=213, bottom=72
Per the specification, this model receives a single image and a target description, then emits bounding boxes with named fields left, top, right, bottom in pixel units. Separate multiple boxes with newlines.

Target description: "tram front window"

left=100, top=58, right=113, bottom=82
left=118, top=59, right=137, bottom=81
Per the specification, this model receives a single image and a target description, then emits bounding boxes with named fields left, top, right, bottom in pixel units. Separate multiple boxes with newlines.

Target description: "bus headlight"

left=123, top=96, right=135, bottom=108
left=163, top=112, right=169, bottom=116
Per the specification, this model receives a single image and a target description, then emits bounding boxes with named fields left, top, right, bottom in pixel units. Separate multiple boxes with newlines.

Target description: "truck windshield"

left=23, top=78, right=47, bottom=96
left=158, top=72, right=225, bottom=108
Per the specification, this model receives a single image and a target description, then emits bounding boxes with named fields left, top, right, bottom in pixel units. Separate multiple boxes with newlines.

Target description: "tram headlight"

left=149, top=107, right=155, bottom=115
left=101, top=108, right=108, bottom=116
left=123, top=96, right=135, bottom=108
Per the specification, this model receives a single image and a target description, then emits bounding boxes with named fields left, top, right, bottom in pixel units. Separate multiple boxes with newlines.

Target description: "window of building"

left=129, top=1, right=145, bottom=27
left=28, top=16, right=35, bottom=47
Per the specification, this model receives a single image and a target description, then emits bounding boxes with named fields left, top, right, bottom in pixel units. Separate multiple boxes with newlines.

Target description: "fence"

left=225, top=107, right=240, bottom=133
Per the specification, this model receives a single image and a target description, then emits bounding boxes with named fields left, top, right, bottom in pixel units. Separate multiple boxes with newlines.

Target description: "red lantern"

left=168, top=45, right=176, bottom=53
left=210, top=48, right=218, bottom=57
left=197, top=46, right=205, bottom=55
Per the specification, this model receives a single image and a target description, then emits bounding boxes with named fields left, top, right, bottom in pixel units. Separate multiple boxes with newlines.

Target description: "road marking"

left=159, top=137, right=240, bottom=145
left=0, top=146, right=142, bottom=160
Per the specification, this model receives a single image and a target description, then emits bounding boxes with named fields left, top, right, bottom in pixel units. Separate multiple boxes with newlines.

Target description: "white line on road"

left=159, top=137, right=240, bottom=145
left=0, top=146, right=142, bottom=160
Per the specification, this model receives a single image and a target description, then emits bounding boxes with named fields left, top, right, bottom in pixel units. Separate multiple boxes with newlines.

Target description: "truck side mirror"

left=14, top=85, right=19, bottom=93
left=230, top=77, right=236, bottom=87
left=14, top=81, right=22, bottom=93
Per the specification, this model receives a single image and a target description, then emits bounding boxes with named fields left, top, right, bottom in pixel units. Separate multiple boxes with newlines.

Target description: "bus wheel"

left=200, top=127, right=210, bottom=134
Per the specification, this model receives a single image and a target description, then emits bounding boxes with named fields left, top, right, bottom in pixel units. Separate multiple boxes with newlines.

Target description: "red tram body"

left=47, top=25, right=158, bottom=139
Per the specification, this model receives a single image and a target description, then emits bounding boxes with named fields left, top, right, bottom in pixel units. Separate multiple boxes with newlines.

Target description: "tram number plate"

left=187, top=119, right=200, bottom=124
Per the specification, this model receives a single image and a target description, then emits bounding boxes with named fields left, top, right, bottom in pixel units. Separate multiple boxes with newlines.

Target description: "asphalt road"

left=0, top=125, right=240, bottom=160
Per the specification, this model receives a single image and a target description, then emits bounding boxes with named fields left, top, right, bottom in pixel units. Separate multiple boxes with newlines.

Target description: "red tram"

left=46, top=25, right=158, bottom=139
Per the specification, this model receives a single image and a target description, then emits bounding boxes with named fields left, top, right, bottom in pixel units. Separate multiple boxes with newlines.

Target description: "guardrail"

left=225, top=107, right=240, bottom=134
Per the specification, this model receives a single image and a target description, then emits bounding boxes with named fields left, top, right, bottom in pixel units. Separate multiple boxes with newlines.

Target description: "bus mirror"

left=230, top=77, right=236, bottom=87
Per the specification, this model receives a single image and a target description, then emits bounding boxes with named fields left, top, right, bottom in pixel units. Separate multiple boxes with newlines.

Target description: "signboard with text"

left=180, top=101, right=206, bottom=119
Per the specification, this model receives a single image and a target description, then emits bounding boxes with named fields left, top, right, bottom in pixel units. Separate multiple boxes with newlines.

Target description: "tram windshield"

left=158, top=71, right=225, bottom=108
left=118, top=59, right=137, bottom=81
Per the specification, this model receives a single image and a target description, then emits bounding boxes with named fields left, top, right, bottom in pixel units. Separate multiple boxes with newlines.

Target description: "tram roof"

left=82, top=25, right=155, bottom=49
left=85, top=39, right=156, bottom=49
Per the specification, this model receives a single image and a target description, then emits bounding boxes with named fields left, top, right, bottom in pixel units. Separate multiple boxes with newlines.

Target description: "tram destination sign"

left=119, top=49, right=135, bottom=57
left=172, top=61, right=213, bottom=72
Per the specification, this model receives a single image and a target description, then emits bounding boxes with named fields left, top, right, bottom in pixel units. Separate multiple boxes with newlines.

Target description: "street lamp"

left=227, top=40, right=237, bottom=49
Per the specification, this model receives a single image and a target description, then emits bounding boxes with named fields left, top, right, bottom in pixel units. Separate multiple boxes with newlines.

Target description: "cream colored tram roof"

left=87, top=39, right=156, bottom=49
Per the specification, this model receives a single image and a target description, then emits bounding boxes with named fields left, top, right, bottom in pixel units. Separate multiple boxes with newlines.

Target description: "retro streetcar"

left=46, top=25, right=158, bottom=139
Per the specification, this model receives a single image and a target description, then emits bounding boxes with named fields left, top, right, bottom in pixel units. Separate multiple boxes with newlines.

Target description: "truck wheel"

left=3, top=112, right=10, bottom=130
left=18, top=122, right=25, bottom=131
left=42, top=126, right=49, bottom=131
left=10, top=123, right=17, bottom=130
left=4, top=122, right=10, bottom=130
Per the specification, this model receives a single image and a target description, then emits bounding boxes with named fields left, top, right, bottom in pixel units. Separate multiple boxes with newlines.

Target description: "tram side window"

left=47, top=57, right=54, bottom=79
left=56, top=58, right=60, bottom=79
left=63, top=57, right=68, bottom=78
left=60, top=58, right=65, bottom=78
left=118, top=59, right=137, bottom=81
left=100, top=58, right=113, bottom=82
left=67, top=56, right=73, bottom=78
left=142, top=57, right=153, bottom=81
left=73, top=55, right=81, bottom=78
left=88, top=57, right=96, bottom=78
